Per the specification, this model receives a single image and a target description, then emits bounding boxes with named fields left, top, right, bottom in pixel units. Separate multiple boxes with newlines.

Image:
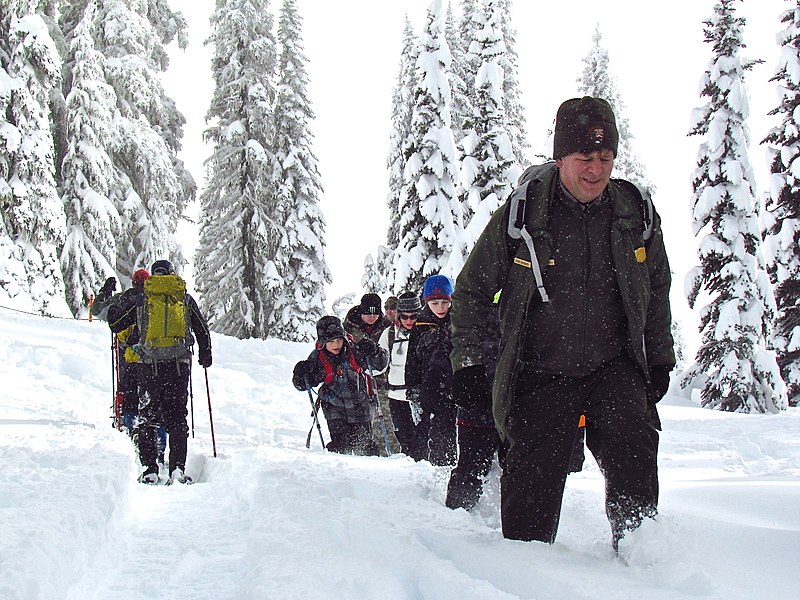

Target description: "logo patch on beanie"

left=587, top=124, right=605, bottom=146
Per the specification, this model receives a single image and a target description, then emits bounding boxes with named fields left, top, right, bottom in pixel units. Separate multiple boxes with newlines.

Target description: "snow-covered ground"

left=1, top=308, right=798, bottom=600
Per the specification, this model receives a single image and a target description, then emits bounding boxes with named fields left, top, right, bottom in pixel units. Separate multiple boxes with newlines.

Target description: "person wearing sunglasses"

left=377, top=291, right=426, bottom=460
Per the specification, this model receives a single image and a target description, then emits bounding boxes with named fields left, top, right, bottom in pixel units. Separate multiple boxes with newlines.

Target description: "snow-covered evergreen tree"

left=448, top=0, right=519, bottom=277
left=393, top=0, right=462, bottom=293
left=385, top=16, right=418, bottom=284
left=445, top=1, right=472, bottom=165
left=0, top=3, right=69, bottom=316
left=683, top=0, right=786, bottom=413
left=495, top=0, right=529, bottom=167
left=195, top=0, right=280, bottom=339
left=90, top=0, right=193, bottom=276
left=59, top=1, right=120, bottom=316
left=762, top=2, right=800, bottom=407
left=577, top=25, right=653, bottom=194
left=269, top=0, right=330, bottom=342
left=361, top=252, right=387, bottom=295
left=450, top=0, right=481, bottom=223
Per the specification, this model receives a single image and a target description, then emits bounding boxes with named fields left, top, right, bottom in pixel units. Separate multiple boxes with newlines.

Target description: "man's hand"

left=649, top=365, right=672, bottom=403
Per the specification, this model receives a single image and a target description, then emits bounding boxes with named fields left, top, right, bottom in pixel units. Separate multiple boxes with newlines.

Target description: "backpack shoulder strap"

left=612, top=178, right=654, bottom=241
left=505, top=161, right=556, bottom=303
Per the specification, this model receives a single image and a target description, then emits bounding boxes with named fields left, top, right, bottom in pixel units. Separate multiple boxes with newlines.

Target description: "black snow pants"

left=445, top=423, right=504, bottom=510
left=326, top=420, right=379, bottom=456
left=137, top=360, right=190, bottom=473
left=389, top=398, right=427, bottom=461
left=501, top=354, right=659, bottom=546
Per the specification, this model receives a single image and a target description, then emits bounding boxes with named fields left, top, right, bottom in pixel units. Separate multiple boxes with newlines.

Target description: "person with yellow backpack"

left=108, top=259, right=212, bottom=485
left=93, top=269, right=167, bottom=463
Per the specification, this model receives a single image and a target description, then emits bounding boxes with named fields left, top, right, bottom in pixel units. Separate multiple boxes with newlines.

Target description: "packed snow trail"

left=2, top=310, right=799, bottom=600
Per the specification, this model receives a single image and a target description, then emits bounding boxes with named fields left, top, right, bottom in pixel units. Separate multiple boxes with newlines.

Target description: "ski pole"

left=189, top=361, right=195, bottom=438
left=110, top=332, right=116, bottom=427
left=305, top=379, right=325, bottom=449
left=367, top=358, right=391, bottom=456
left=112, top=335, right=124, bottom=430
left=204, top=367, right=217, bottom=457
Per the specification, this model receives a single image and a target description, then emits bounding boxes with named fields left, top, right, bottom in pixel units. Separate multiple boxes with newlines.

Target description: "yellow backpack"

left=136, top=274, right=193, bottom=363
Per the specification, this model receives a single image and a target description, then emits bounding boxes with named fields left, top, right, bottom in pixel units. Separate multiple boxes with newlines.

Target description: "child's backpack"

left=136, top=274, right=193, bottom=363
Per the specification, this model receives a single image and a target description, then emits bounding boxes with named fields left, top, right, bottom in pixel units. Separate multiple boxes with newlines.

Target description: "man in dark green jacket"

left=450, top=97, right=675, bottom=550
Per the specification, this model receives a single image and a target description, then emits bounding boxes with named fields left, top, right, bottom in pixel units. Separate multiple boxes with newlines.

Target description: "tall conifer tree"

left=683, top=0, right=786, bottom=413
left=269, top=0, right=330, bottom=342
left=449, top=0, right=519, bottom=276
left=577, top=25, right=653, bottom=194
left=393, top=0, right=462, bottom=293
left=763, top=1, right=800, bottom=407
left=382, top=16, right=418, bottom=290
left=195, top=0, right=280, bottom=339
left=90, top=0, right=193, bottom=275
left=59, top=1, right=120, bottom=315
left=496, top=0, right=529, bottom=167
left=0, top=3, right=68, bottom=316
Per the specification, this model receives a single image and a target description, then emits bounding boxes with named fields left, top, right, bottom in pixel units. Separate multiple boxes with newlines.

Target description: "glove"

left=406, top=386, right=423, bottom=425
left=97, top=277, right=117, bottom=300
left=649, top=365, right=672, bottom=403
left=198, top=348, right=212, bottom=368
left=453, top=364, right=492, bottom=413
left=355, top=337, right=377, bottom=357
left=292, top=361, right=312, bottom=391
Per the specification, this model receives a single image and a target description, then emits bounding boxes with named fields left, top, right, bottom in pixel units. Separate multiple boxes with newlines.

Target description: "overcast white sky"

left=166, top=0, right=788, bottom=352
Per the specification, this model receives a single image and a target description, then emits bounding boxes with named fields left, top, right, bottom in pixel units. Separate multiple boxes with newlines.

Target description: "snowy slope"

left=1, top=309, right=799, bottom=600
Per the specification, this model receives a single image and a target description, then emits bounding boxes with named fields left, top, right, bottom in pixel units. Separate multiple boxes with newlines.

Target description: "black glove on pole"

left=355, top=337, right=377, bottom=357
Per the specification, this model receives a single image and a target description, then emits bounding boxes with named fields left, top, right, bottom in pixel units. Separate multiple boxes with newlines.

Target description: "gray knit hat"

left=396, top=291, right=422, bottom=313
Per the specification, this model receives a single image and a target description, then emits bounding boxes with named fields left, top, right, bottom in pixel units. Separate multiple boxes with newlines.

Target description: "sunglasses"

left=398, top=313, right=418, bottom=320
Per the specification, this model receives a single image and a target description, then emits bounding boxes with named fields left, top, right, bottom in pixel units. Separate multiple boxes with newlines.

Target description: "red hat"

left=132, top=269, right=150, bottom=287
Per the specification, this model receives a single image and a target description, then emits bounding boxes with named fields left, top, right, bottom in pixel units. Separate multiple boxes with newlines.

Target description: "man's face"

left=385, top=308, right=397, bottom=323
left=361, top=313, right=380, bottom=325
left=555, top=149, right=614, bottom=203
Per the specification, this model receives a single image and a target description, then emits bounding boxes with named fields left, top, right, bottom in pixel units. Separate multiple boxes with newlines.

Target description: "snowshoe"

left=166, top=468, right=192, bottom=485
left=138, top=467, right=159, bottom=485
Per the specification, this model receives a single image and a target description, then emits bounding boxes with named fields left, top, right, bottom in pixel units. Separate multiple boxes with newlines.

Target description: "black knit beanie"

left=316, top=316, right=346, bottom=344
left=552, top=96, right=618, bottom=160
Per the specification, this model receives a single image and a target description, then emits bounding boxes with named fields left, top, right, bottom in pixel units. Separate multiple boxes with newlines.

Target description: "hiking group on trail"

left=92, top=96, right=674, bottom=553
left=293, top=96, right=675, bottom=552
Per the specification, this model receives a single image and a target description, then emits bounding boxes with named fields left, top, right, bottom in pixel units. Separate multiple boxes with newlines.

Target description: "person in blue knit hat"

left=404, top=274, right=457, bottom=465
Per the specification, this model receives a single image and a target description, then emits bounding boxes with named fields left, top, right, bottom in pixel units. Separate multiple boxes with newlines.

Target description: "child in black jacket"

left=293, top=316, right=389, bottom=456
left=405, top=275, right=457, bottom=466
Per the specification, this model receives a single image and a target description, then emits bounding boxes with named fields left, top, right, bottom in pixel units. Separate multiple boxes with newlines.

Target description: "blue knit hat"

left=422, top=274, right=453, bottom=301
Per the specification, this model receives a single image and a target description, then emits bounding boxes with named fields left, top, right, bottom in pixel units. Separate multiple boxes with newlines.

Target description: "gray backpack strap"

left=506, top=163, right=555, bottom=303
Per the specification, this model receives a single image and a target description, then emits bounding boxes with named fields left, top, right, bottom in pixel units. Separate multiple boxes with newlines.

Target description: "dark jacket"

left=293, top=340, right=389, bottom=423
left=106, top=285, right=211, bottom=360
left=406, top=305, right=453, bottom=413
left=343, top=306, right=392, bottom=344
left=450, top=163, right=675, bottom=441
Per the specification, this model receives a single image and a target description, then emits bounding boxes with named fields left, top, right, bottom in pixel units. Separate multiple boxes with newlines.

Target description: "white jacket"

left=378, top=325, right=412, bottom=401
